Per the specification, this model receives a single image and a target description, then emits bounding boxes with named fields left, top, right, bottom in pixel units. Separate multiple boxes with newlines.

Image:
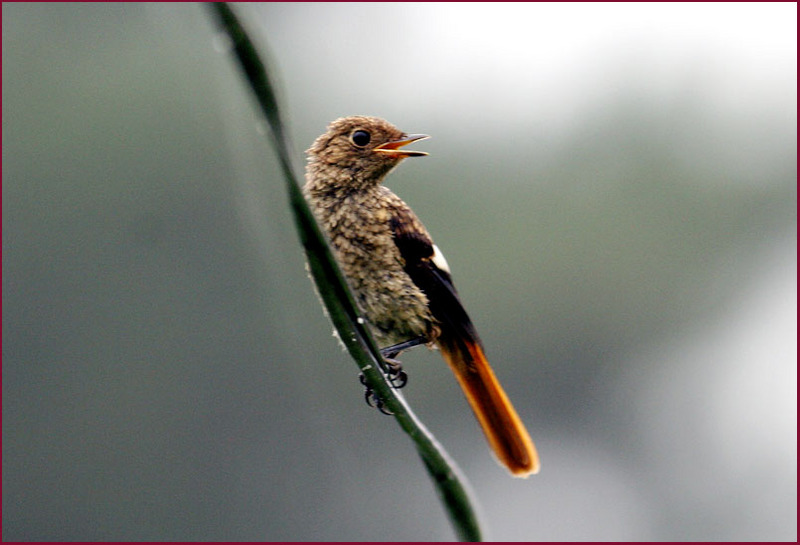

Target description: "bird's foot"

left=380, top=357, right=407, bottom=389
left=359, top=373, right=394, bottom=415
left=378, top=336, right=426, bottom=389
left=358, top=337, right=426, bottom=413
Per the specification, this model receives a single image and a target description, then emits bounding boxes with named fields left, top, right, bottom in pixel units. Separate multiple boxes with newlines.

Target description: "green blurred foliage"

left=3, top=2, right=795, bottom=541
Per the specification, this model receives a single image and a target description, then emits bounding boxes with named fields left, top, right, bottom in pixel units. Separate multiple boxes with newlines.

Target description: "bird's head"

left=305, top=116, right=429, bottom=191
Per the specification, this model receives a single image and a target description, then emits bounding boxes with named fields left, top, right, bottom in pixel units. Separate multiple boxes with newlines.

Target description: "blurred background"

left=3, top=2, right=796, bottom=541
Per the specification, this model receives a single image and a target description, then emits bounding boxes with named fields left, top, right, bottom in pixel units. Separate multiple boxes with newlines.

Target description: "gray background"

left=3, top=2, right=796, bottom=541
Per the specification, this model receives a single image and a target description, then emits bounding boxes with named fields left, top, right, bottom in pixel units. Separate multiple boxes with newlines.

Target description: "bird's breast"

left=310, top=190, right=433, bottom=345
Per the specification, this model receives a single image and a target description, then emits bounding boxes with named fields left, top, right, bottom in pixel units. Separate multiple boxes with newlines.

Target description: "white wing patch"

left=431, top=244, right=451, bottom=274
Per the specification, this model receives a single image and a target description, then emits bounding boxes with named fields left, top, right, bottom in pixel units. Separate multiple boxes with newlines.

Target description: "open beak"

left=374, top=134, right=430, bottom=157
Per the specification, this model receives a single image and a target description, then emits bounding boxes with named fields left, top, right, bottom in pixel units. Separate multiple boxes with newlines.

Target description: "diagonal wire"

left=207, top=3, right=483, bottom=541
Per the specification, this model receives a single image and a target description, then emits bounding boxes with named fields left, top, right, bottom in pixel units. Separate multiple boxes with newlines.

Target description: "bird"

left=303, top=115, right=539, bottom=477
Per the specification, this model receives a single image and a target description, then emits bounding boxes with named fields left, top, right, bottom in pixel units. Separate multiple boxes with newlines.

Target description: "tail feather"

left=438, top=335, right=540, bottom=477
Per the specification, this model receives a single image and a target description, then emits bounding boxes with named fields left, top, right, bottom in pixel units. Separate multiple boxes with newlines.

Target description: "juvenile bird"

left=303, top=116, right=539, bottom=477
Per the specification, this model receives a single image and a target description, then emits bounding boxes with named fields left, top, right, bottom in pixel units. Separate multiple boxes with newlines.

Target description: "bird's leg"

left=380, top=336, right=428, bottom=357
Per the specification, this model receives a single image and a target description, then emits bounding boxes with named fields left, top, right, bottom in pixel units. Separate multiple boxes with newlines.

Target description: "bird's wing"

left=389, top=205, right=482, bottom=347
left=389, top=203, right=537, bottom=476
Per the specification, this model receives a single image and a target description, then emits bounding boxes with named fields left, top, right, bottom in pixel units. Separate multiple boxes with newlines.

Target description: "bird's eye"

left=350, top=130, right=371, bottom=147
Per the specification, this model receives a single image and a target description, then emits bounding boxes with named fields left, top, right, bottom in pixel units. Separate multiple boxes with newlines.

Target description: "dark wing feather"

left=389, top=209, right=483, bottom=347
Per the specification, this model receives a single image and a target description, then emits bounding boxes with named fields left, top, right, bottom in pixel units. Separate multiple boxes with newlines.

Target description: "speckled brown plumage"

left=304, top=116, right=435, bottom=346
left=304, top=116, right=539, bottom=477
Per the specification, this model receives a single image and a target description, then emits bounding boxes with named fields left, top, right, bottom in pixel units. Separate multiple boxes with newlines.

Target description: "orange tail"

left=438, top=335, right=540, bottom=477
